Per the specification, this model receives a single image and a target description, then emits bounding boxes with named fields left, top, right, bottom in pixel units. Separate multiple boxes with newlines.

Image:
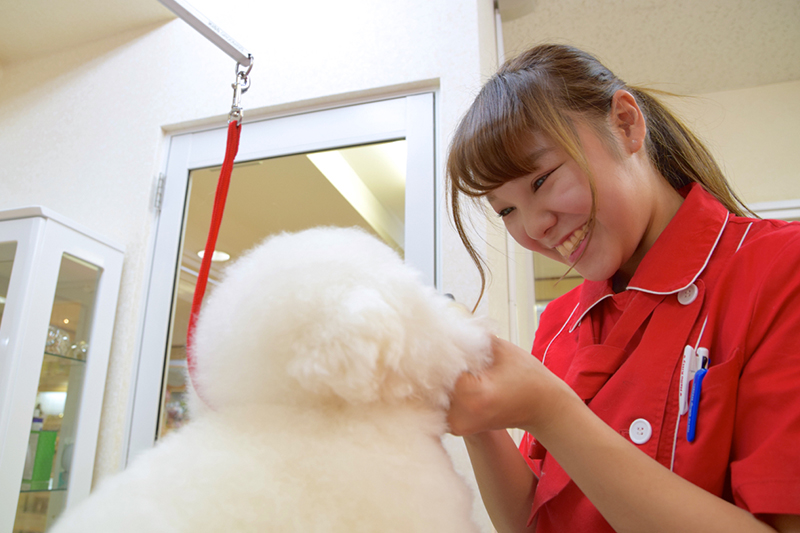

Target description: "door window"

left=161, top=140, right=407, bottom=436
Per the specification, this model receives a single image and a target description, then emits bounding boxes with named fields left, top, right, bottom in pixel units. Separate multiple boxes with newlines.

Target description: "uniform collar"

left=569, top=183, right=729, bottom=332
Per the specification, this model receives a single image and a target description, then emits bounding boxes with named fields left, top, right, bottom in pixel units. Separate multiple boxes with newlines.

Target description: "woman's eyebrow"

left=523, top=147, right=553, bottom=170
left=484, top=146, right=554, bottom=203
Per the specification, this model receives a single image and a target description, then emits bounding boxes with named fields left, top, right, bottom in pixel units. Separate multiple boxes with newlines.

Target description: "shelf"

left=19, top=488, right=67, bottom=494
left=38, top=352, right=87, bottom=395
left=43, top=351, right=87, bottom=364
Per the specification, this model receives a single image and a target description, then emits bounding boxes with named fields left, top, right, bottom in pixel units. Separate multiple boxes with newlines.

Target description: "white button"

left=677, top=284, right=698, bottom=305
left=629, top=418, right=652, bottom=445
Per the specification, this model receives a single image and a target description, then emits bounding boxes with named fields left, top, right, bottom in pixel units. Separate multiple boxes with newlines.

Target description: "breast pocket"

left=677, top=349, right=741, bottom=495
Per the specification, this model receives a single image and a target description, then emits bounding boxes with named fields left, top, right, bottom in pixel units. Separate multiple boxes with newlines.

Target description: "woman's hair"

left=447, top=43, right=750, bottom=305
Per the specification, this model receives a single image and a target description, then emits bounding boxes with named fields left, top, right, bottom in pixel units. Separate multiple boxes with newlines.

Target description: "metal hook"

left=237, top=55, right=254, bottom=80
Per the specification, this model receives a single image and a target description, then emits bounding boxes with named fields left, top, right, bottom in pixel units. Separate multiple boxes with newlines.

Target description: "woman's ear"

left=610, top=89, right=646, bottom=154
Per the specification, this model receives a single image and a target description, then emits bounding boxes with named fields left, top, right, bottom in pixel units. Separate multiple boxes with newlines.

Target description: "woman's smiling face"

left=486, top=121, right=662, bottom=285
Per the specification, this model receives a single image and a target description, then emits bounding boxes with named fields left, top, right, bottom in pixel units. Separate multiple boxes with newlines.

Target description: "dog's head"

left=189, top=227, right=492, bottom=412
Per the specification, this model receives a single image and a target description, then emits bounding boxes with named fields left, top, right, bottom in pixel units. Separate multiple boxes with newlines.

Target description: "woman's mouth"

left=555, top=223, right=589, bottom=264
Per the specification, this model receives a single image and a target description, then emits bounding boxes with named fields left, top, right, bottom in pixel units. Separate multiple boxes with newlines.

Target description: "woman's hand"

left=447, top=336, right=578, bottom=436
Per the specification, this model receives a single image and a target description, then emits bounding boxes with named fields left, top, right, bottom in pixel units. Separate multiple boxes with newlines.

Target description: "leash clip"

left=229, top=55, right=253, bottom=125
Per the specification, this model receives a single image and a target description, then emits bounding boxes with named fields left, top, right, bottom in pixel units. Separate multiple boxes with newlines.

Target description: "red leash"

left=186, top=120, right=241, bottom=392
left=184, top=59, right=251, bottom=403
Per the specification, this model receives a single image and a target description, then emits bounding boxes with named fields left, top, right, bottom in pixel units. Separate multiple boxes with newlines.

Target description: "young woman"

left=445, top=44, right=800, bottom=533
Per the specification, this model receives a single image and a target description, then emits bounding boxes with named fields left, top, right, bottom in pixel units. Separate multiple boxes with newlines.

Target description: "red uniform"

left=520, top=184, right=800, bottom=531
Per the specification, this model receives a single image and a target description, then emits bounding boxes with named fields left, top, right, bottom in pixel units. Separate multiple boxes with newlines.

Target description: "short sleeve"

left=518, top=287, right=584, bottom=477
left=727, top=229, right=800, bottom=514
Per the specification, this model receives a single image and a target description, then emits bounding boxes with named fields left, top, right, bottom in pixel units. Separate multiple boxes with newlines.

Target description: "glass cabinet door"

left=0, top=207, right=124, bottom=533
left=0, top=242, right=16, bottom=331
left=14, top=255, right=99, bottom=532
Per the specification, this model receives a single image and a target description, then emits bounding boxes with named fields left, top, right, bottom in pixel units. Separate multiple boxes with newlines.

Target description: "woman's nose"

left=522, top=210, right=556, bottom=241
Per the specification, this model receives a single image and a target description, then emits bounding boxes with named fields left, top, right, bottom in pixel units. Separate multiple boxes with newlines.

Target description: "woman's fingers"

left=447, top=337, right=576, bottom=436
left=448, top=337, right=535, bottom=434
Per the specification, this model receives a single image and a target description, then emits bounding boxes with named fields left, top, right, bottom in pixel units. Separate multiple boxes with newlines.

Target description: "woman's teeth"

left=556, top=224, right=588, bottom=259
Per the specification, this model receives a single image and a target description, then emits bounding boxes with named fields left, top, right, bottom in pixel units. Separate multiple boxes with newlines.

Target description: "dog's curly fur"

left=51, top=227, right=492, bottom=532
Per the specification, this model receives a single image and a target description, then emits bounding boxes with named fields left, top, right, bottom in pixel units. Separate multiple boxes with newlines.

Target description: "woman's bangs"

left=454, top=105, right=540, bottom=195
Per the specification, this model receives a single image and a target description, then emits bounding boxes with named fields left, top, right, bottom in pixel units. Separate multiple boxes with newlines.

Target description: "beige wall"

left=666, top=80, right=800, bottom=205
left=0, top=0, right=498, bottom=493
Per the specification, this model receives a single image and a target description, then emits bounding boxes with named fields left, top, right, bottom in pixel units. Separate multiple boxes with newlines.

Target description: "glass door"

left=14, top=255, right=100, bottom=532
left=161, top=139, right=408, bottom=436
left=128, top=94, right=435, bottom=461
left=0, top=242, right=16, bottom=331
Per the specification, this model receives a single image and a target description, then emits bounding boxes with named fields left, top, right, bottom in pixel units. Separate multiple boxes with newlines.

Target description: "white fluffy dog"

left=51, top=227, right=492, bottom=532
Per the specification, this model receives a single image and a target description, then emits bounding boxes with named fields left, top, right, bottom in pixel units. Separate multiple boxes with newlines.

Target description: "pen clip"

left=695, top=346, right=709, bottom=372
left=679, top=345, right=694, bottom=416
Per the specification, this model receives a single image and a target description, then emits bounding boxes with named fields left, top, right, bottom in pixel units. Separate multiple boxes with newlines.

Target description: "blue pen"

left=687, top=364, right=707, bottom=442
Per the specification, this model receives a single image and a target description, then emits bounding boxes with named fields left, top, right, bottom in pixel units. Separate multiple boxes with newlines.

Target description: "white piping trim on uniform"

left=693, top=315, right=709, bottom=353
left=542, top=302, right=581, bottom=366
left=736, top=222, right=753, bottom=253
left=567, top=210, right=729, bottom=334
left=669, top=409, right=682, bottom=472
left=672, top=218, right=748, bottom=467
left=670, top=213, right=745, bottom=469
left=626, top=211, right=728, bottom=296
left=568, top=294, right=613, bottom=333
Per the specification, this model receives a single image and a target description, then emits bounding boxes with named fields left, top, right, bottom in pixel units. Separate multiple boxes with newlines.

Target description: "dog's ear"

left=286, top=285, right=409, bottom=404
left=286, top=282, right=493, bottom=409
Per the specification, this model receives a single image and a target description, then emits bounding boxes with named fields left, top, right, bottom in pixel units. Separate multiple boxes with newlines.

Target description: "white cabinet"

left=0, top=207, right=123, bottom=532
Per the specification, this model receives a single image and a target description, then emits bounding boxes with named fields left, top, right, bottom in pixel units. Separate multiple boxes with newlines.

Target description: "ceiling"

left=0, top=0, right=175, bottom=65
left=499, top=0, right=800, bottom=95
left=1, top=0, right=797, bottom=93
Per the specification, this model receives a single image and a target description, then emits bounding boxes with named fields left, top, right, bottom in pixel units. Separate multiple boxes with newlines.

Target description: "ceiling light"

left=197, top=250, right=231, bottom=262
left=307, top=151, right=404, bottom=250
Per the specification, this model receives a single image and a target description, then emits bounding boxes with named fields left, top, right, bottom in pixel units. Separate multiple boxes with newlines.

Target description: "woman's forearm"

left=463, top=430, right=538, bottom=533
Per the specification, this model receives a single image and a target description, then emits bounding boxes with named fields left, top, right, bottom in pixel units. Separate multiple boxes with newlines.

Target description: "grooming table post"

left=158, top=0, right=253, bottom=67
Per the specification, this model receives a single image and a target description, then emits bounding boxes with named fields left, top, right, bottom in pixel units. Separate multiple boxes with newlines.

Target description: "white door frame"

left=751, top=198, right=800, bottom=221
left=125, top=94, right=437, bottom=465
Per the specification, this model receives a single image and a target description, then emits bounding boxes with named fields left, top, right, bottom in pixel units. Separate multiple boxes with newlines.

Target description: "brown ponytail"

left=627, top=87, right=750, bottom=216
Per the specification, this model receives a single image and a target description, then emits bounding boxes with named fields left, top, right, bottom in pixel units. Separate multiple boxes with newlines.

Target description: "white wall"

left=0, top=0, right=499, bottom=496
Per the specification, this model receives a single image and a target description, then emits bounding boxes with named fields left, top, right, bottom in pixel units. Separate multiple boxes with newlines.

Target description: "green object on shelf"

left=21, top=430, right=58, bottom=491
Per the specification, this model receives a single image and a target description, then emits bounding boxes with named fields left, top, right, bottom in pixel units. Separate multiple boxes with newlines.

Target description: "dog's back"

left=53, top=405, right=479, bottom=532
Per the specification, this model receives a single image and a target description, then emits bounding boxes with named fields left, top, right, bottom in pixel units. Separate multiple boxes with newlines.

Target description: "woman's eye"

left=532, top=172, right=551, bottom=191
left=533, top=166, right=559, bottom=191
left=497, top=207, right=515, bottom=218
